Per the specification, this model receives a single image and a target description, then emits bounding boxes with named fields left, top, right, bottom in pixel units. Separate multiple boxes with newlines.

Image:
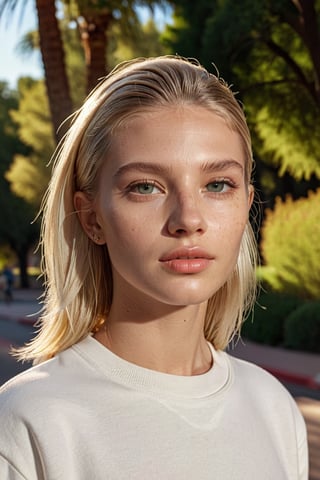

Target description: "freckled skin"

left=92, top=106, right=253, bottom=312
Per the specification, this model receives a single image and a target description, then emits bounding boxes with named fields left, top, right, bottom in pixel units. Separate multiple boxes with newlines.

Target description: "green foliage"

left=162, top=0, right=216, bottom=59
left=284, top=301, right=320, bottom=353
left=108, top=17, right=167, bottom=69
left=202, top=0, right=267, bottom=76
left=241, top=17, right=320, bottom=181
left=254, top=102, right=320, bottom=181
left=0, top=82, right=27, bottom=170
left=0, top=81, right=40, bottom=286
left=242, top=291, right=303, bottom=346
left=260, top=189, right=320, bottom=299
left=6, top=78, right=54, bottom=206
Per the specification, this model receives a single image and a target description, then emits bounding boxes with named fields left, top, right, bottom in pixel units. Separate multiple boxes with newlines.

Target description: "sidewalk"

left=0, top=288, right=43, bottom=325
left=0, top=288, right=320, bottom=389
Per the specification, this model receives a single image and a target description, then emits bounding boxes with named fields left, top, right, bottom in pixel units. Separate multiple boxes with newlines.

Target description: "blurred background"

left=0, top=2, right=319, bottom=477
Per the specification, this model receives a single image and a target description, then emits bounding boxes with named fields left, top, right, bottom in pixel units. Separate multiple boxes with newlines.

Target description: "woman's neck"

left=94, top=301, right=212, bottom=376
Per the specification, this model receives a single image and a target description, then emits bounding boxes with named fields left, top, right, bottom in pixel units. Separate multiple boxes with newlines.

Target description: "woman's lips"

left=159, top=247, right=213, bottom=274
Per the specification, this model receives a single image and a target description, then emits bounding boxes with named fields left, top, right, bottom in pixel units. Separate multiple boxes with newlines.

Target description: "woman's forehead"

left=100, top=106, right=246, bottom=178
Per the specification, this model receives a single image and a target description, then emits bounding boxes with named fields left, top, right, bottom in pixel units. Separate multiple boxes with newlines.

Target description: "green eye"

left=206, top=181, right=225, bottom=193
left=138, top=183, right=154, bottom=194
left=134, top=183, right=158, bottom=194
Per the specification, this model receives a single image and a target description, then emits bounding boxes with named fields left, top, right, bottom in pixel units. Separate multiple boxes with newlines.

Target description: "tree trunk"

left=286, top=0, right=320, bottom=106
left=78, top=11, right=112, bottom=93
left=35, top=0, right=73, bottom=143
left=298, top=0, right=320, bottom=101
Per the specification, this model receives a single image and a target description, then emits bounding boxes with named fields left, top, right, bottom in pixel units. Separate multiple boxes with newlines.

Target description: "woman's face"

left=86, top=106, right=253, bottom=308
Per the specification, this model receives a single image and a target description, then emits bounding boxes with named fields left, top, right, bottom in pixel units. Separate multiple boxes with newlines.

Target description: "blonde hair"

left=17, top=56, right=257, bottom=363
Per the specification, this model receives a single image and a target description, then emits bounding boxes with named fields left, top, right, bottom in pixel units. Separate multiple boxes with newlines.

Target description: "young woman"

left=0, top=56, right=308, bottom=479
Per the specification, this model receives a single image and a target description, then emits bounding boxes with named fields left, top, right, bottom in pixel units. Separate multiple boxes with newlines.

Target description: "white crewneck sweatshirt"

left=0, top=336, right=308, bottom=479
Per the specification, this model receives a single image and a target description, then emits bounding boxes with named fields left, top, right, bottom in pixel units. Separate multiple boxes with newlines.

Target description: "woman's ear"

left=74, top=192, right=106, bottom=245
left=248, top=184, right=254, bottom=210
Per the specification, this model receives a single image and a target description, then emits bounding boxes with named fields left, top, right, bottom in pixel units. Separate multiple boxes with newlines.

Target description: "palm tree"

left=1, top=0, right=169, bottom=135
left=75, top=1, right=112, bottom=93
left=0, top=0, right=73, bottom=143
left=68, top=0, right=169, bottom=93
left=35, top=0, right=73, bottom=142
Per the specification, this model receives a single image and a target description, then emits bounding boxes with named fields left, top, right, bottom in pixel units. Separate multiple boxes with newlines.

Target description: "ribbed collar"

left=73, top=335, right=233, bottom=399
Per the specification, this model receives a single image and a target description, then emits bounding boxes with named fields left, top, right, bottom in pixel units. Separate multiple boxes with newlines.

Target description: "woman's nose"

left=166, top=193, right=208, bottom=237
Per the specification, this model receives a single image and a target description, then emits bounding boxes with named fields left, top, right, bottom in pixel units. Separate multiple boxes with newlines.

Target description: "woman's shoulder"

left=0, top=337, right=93, bottom=414
left=222, top=350, right=307, bottom=452
left=224, top=350, right=303, bottom=414
left=0, top=357, right=62, bottom=416
left=226, top=351, right=288, bottom=391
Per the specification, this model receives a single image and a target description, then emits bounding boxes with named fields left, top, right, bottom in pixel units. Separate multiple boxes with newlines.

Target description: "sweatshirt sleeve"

left=295, top=402, right=309, bottom=480
left=0, top=385, right=44, bottom=480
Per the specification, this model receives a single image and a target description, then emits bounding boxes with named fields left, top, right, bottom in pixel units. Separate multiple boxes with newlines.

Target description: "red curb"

left=0, top=338, right=11, bottom=349
left=262, top=365, right=320, bottom=390
left=16, top=317, right=38, bottom=326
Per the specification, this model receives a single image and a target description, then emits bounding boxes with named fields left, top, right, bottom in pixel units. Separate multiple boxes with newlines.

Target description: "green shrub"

left=260, top=189, right=320, bottom=299
left=242, top=292, right=304, bottom=346
left=284, top=301, right=320, bottom=353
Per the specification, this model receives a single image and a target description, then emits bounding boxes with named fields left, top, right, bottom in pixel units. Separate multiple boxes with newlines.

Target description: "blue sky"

left=0, top=3, right=171, bottom=89
left=0, top=1, right=43, bottom=88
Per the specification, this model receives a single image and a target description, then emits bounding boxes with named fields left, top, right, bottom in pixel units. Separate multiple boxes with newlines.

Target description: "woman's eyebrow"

left=113, top=162, right=172, bottom=178
left=113, top=158, right=244, bottom=179
left=200, top=159, right=244, bottom=174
